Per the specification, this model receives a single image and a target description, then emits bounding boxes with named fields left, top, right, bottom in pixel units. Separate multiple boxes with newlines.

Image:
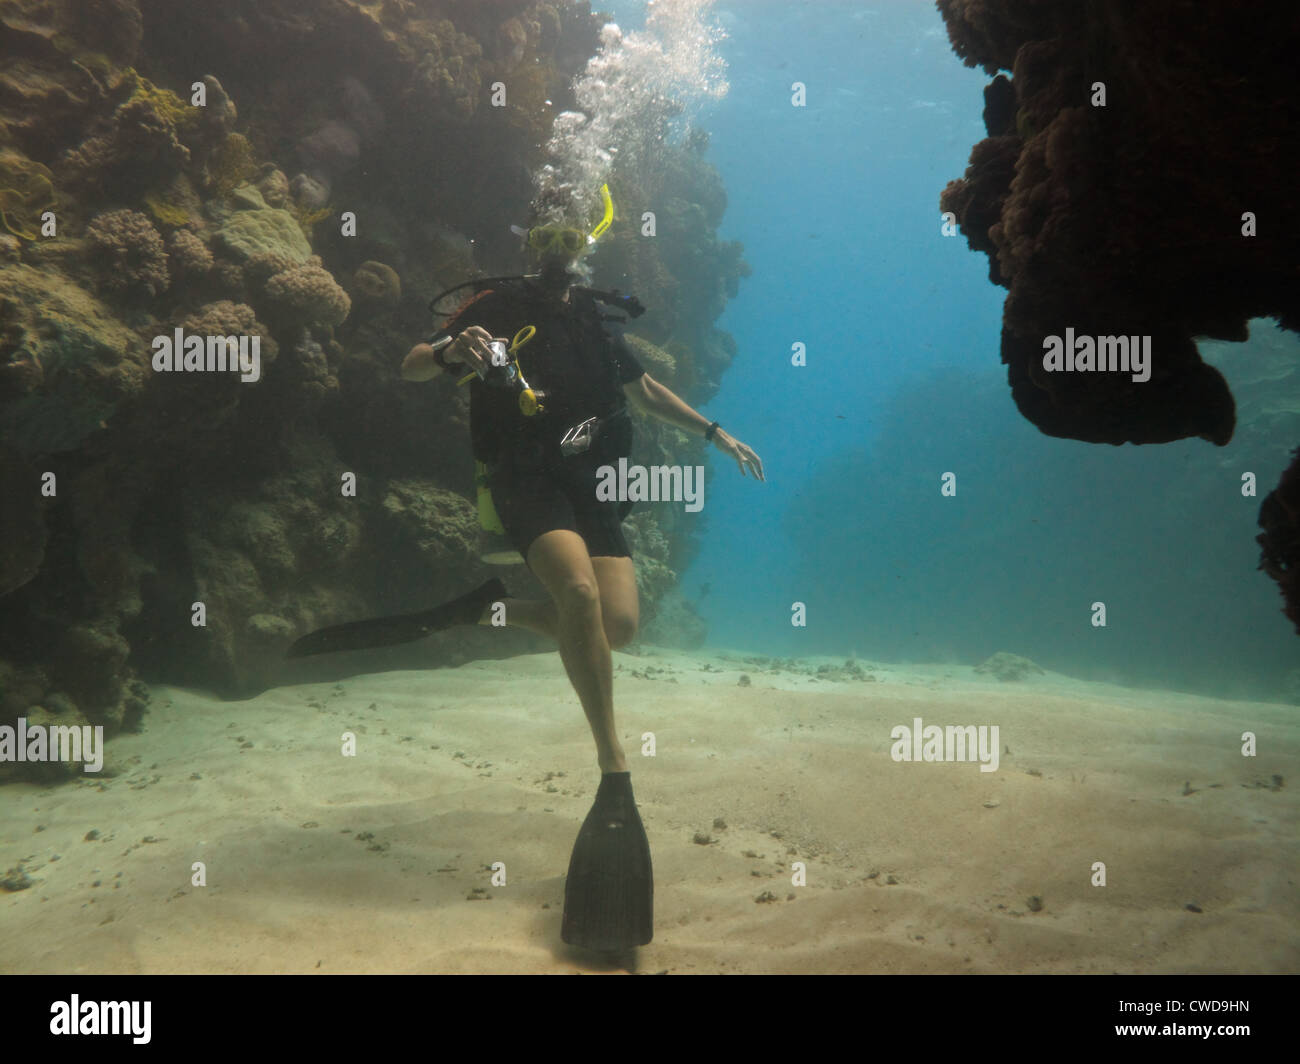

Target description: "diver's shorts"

left=487, top=448, right=631, bottom=566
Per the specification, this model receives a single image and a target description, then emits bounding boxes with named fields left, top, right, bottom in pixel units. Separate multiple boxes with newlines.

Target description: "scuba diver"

left=290, top=184, right=763, bottom=951
left=400, top=184, right=764, bottom=779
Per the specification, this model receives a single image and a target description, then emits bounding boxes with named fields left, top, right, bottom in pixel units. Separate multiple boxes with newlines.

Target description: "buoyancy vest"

left=440, top=280, right=633, bottom=467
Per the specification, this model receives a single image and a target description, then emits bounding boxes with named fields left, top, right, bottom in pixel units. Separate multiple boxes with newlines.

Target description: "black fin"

left=561, top=772, right=654, bottom=951
left=286, top=578, right=508, bottom=658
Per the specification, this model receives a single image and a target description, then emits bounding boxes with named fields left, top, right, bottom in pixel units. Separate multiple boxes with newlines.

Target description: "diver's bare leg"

left=520, top=529, right=627, bottom=773
left=479, top=556, right=639, bottom=649
left=479, top=596, right=558, bottom=638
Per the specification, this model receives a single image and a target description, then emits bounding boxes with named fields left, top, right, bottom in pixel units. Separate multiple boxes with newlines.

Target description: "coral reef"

left=85, top=207, right=169, bottom=296
left=350, top=260, right=401, bottom=310
left=409, top=19, right=486, bottom=122
left=207, top=131, right=258, bottom=194
left=64, top=91, right=191, bottom=199
left=289, top=173, right=329, bottom=210
left=379, top=480, right=480, bottom=569
left=188, top=75, right=239, bottom=171
left=70, top=0, right=144, bottom=67
left=214, top=205, right=311, bottom=263
left=261, top=259, right=351, bottom=328
left=123, top=72, right=199, bottom=136
left=280, top=333, right=337, bottom=402
left=0, top=4, right=118, bottom=157
left=169, top=429, right=370, bottom=692
left=166, top=226, right=212, bottom=278
left=0, top=151, right=56, bottom=240
left=936, top=0, right=1300, bottom=634
left=937, top=0, right=1299, bottom=444
left=142, top=172, right=204, bottom=230
left=256, top=166, right=289, bottom=208
left=178, top=299, right=274, bottom=354
left=0, top=263, right=143, bottom=457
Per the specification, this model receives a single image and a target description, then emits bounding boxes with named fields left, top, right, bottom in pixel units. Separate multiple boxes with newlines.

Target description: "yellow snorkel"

left=587, top=183, right=614, bottom=244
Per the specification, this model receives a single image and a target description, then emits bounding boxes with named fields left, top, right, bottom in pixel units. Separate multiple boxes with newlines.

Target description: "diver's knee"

left=554, top=578, right=601, bottom=617
left=604, top=615, right=638, bottom=649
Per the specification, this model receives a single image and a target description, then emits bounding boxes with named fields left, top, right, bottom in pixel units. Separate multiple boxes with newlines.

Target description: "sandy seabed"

left=2, top=647, right=1297, bottom=975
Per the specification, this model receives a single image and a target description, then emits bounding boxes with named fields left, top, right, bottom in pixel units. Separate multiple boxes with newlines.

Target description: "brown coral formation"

left=0, top=263, right=143, bottom=457
left=63, top=85, right=191, bottom=199
left=938, top=0, right=1300, bottom=443
left=937, top=0, right=1300, bottom=631
left=85, top=207, right=169, bottom=296
left=261, top=259, right=351, bottom=328
left=350, top=260, right=401, bottom=310
left=166, top=226, right=212, bottom=278
left=256, top=167, right=289, bottom=208
left=0, top=150, right=56, bottom=241
left=178, top=300, right=275, bottom=359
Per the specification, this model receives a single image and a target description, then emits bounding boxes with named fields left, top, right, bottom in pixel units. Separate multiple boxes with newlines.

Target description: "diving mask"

left=527, top=226, right=587, bottom=255
left=513, top=183, right=615, bottom=256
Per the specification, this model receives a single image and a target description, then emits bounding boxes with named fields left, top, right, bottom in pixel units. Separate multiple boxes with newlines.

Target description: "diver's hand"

left=712, top=429, right=765, bottom=481
left=450, top=326, right=505, bottom=377
left=401, top=343, right=440, bottom=381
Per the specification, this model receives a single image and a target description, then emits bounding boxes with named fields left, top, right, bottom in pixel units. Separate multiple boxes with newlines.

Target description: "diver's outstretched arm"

left=623, top=373, right=765, bottom=480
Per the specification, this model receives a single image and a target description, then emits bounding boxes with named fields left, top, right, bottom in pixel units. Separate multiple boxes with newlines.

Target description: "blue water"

left=601, top=1, right=1298, bottom=699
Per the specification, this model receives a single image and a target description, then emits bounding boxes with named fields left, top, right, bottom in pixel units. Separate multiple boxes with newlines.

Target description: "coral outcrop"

left=85, top=207, right=169, bottom=296
left=379, top=480, right=480, bottom=569
left=214, top=206, right=311, bottom=264
left=177, top=300, right=276, bottom=361
left=938, top=0, right=1299, bottom=447
left=166, top=227, right=212, bottom=278
left=261, top=259, right=351, bottom=328
left=0, top=151, right=56, bottom=240
left=936, top=0, right=1300, bottom=633
left=350, top=260, right=401, bottom=310
left=0, top=263, right=143, bottom=457
left=63, top=87, right=192, bottom=200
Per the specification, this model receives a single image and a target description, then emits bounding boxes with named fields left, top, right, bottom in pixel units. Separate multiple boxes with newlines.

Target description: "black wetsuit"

left=437, top=280, right=646, bottom=563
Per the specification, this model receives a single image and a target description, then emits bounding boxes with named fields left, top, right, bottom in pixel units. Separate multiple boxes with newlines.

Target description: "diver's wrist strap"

left=431, top=342, right=461, bottom=374
left=704, top=421, right=720, bottom=442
